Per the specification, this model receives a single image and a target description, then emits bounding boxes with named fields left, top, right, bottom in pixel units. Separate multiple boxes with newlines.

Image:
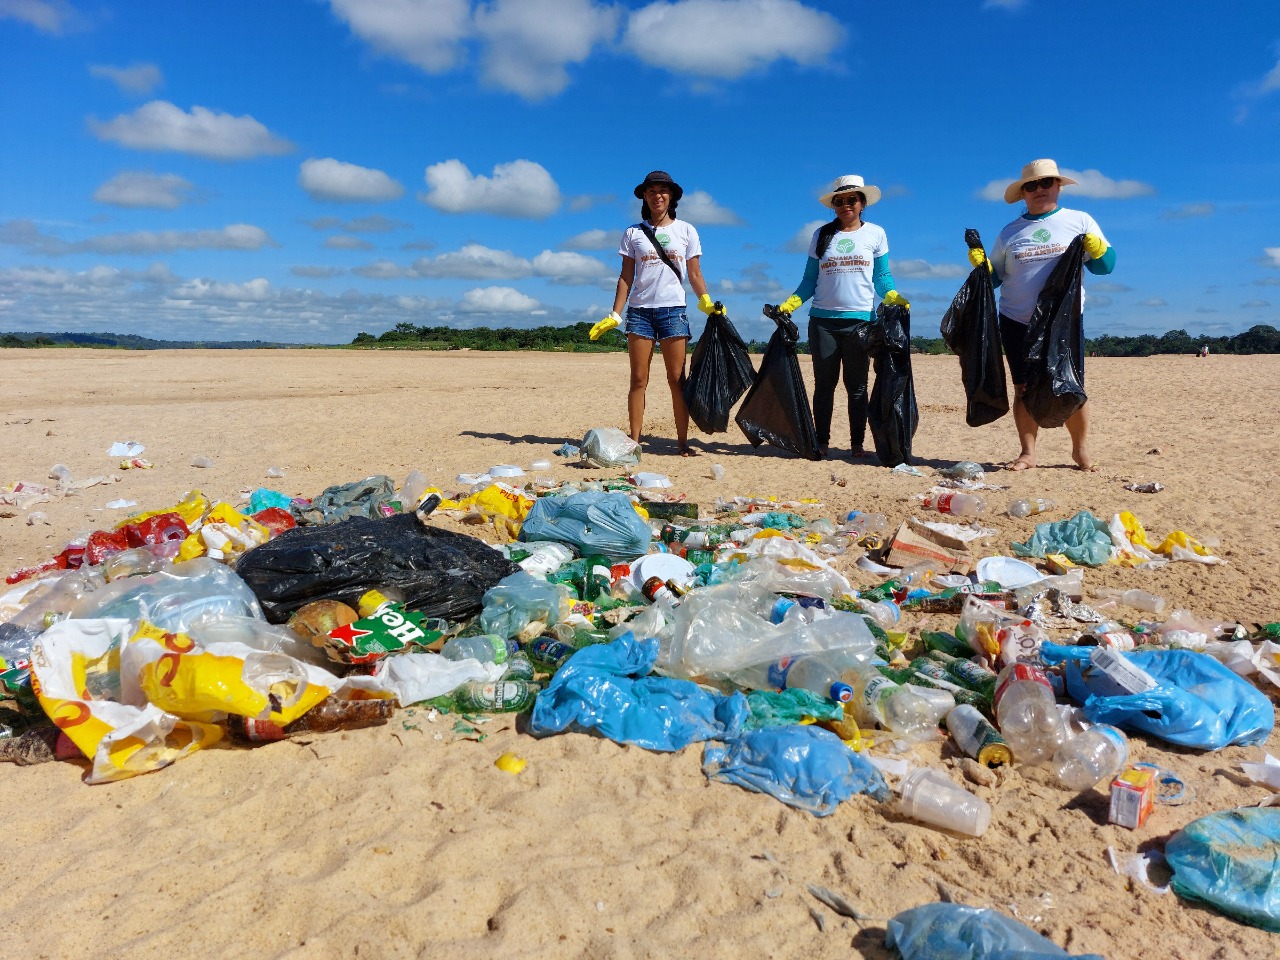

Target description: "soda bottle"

left=945, top=704, right=1013, bottom=767
left=440, top=679, right=539, bottom=714
left=1007, top=498, right=1056, bottom=519
left=1051, top=724, right=1129, bottom=791
left=993, top=664, right=1067, bottom=765
left=440, top=634, right=511, bottom=665
left=921, top=492, right=987, bottom=516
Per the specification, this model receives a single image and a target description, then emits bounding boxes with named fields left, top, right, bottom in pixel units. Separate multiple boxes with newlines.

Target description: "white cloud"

left=457, top=285, right=541, bottom=313
left=680, top=190, right=743, bottom=226
left=299, top=157, right=404, bottom=202
left=1241, top=299, right=1271, bottom=308
left=0, top=218, right=274, bottom=255
left=1091, top=281, right=1132, bottom=293
left=174, top=277, right=273, bottom=302
left=1161, top=202, right=1214, bottom=220
left=0, top=0, right=77, bottom=33
left=92, top=171, right=194, bottom=209
left=1137, top=298, right=1167, bottom=308
left=475, top=0, right=619, bottom=99
left=354, top=259, right=406, bottom=279
left=531, top=250, right=612, bottom=284
left=890, top=259, right=966, bottom=280
left=1264, top=247, right=1280, bottom=267
left=567, top=193, right=613, bottom=212
left=715, top=261, right=780, bottom=296
left=292, top=265, right=344, bottom=278
left=978, top=167, right=1154, bottom=201
left=329, top=0, right=472, bottom=73
left=89, top=62, right=163, bottom=96
left=559, top=228, right=616, bottom=251
left=324, top=235, right=375, bottom=250
left=622, top=0, right=843, bottom=79
left=784, top=219, right=826, bottom=253
left=420, top=159, right=560, bottom=217
left=412, top=243, right=532, bottom=279
left=88, top=101, right=294, bottom=160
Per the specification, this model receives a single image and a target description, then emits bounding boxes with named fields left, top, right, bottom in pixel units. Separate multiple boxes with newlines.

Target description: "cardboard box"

left=1109, top=764, right=1156, bottom=829
left=886, top=520, right=975, bottom=574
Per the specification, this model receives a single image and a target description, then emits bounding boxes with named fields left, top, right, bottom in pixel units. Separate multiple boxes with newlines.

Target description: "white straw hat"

left=819, top=174, right=881, bottom=208
left=1004, top=158, right=1078, bottom=204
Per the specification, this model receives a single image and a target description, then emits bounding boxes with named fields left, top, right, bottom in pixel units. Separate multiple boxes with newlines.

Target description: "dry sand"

left=1, top=347, right=1278, bottom=960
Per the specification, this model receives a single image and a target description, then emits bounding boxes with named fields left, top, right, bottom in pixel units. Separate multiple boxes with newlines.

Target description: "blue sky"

left=2, top=0, right=1279, bottom=344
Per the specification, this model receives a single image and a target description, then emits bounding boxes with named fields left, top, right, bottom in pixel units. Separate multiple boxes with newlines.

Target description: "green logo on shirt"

left=835, top=238, right=855, bottom=253
left=1031, top=228, right=1051, bottom=243
left=656, top=232, right=671, bottom=247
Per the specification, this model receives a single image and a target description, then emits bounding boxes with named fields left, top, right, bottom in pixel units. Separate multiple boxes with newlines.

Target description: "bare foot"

left=1072, top=447, right=1097, bottom=471
left=850, top=448, right=872, bottom=459
left=678, top=444, right=699, bottom=458
left=1074, top=459, right=1099, bottom=472
left=1004, top=457, right=1036, bottom=472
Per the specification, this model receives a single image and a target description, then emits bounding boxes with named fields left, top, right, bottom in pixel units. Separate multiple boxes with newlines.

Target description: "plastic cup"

left=896, top=768, right=991, bottom=837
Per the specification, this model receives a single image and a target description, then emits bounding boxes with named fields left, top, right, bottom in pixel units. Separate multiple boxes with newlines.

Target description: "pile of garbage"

left=3, top=448, right=1280, bottom=948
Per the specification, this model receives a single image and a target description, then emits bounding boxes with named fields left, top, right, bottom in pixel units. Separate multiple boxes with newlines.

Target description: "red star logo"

left=327, top=623, right=373, bottom=647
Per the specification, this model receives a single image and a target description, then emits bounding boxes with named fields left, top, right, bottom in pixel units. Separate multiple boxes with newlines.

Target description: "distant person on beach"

left=776, top=174, right=909, bottom=461
left=1199, top=344, right=1210, bottom=358
left=968, top=158, right=1115, bottom=472
left=592, top=170, right=714, bottom=457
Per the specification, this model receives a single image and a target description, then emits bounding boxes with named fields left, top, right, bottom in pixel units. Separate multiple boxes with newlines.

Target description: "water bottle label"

left=861, top=675, right=896, bottom=712
left=767, top=657, right=795, bottom=689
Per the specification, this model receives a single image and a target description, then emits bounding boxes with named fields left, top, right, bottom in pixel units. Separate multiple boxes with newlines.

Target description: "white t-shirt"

left=992, top=207, right=1107, bottom=324
left=806, top=222, right=888, bottom=312
left=619, top=219, right=702, bottom=308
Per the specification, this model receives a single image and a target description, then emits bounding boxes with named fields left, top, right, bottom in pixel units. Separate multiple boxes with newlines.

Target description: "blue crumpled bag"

left=703, top=725, right=891, bottom=816
left=248, top=487, right=292, bottom=514
left=1041, top=643, right=1274, bottom=750
left=1167, top=808, right=1280, bottom=932
left=743, top=688, right=847, bottom=729
left=529, top=633, right=748, bottom=751
left=479, top=571, right=569, bottom=639
left=1011, top=510, right=1113, bottom=566
left=885, top=903, right=1105, bottom=959
left=518, top=491, right=651, bottom=560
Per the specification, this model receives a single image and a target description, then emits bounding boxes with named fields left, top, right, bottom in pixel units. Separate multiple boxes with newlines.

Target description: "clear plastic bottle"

left=993, top=663, right=1067, bottom=765
left=1051, top=724, right=1129, bottom=791
left=848, top=663, right=937, bottom=737
left=399, top=470, right=429, bottom=513
left=1007, top=497, right=1056, bottom=519
left=842, top=511, right=889, bottom=540
left=733, top=647, right=865, bottom=702
left=921, top=492, right=987, bottom=516
left=896, top=767, right=991, bottom=836
left=858, top=598, right=901, bottom=630
left=440, top=634, right=510, bottom=665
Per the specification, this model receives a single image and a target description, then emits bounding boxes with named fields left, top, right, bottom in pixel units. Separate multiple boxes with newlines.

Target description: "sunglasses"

left=1022, top=177, right=1058, bottom=193
left=832, top=194, right=864, bottom=208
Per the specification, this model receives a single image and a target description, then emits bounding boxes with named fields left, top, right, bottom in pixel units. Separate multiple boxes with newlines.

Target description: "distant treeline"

left=0, top=331, right=294, bottom=349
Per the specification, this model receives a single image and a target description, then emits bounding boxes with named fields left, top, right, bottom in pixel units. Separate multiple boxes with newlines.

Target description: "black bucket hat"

left=633, top=170, right=683, bottom=201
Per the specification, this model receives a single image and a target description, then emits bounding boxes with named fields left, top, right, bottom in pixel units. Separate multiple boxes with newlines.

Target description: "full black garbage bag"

left=683, top=307, right=756, bottom=433
left=1023, top=234, right=1088, bottom=428
left=735, top=307, right=822, bottom=460
left=235, top=513, right=518, bottom=624
left=940, top=229, right=1009, bottom=427
left=861, top=302, right=918, bottom=467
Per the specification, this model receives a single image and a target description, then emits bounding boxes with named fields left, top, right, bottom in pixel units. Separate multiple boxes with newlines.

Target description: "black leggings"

left=808, top=315, right=872, bottom=450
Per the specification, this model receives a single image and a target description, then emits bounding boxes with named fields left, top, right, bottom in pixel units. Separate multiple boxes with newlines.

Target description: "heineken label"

left=325, top=602, right=443, bottom=665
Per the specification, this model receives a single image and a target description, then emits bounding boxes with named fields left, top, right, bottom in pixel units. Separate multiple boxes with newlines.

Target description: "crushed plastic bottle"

left=1051, top=724, right=1129, bottom=791
left=1096, top=588, right=1166, bottom=615
left=1007, top=497, right=1056, bottom=519
left=921, top=492, right=987, bottom=516
left=993, top=663, right=1067, bottom=765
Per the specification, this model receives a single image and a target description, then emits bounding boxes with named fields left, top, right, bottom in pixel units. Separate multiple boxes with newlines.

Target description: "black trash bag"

left=735, top=306, right=822, bottom=461
left=682, top=303, right=756, bottom=433
left=861, top=302, right=918, bottom=467
left=939, top=229, right=1009, bottom=427
left=1023, top=234, right=1088, bottom=428
left=235, top=513, right=518, bottom=624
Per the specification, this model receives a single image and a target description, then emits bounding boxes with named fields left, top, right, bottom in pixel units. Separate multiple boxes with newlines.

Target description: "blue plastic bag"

left=885, top=903, right=1105, bottom=959
left=479, top=571, right=569, bottom=640
left=1167, top=808, right=1280, bottom=932
left=518, top=491, right=651, bottom=560
left=1041, top=643, right=1274, bottom=750
left=529, top=633, right=748, bottom=752
left=248, top=487, right=292, bottom=514
left=1011, top=510, right=1113, bottom=567
left=703, top=726, right=890, bottom=816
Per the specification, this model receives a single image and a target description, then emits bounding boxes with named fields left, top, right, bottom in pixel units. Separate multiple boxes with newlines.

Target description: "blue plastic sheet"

left=885, top=903, right=1105, bottom=959
left=248, top=487, right=292, bottom=514
left=1167, top=808, right=1280, bottom=932
left=518, top=491, right=651, bottom=560
left=1041, top=643, right=1274, bottom=750
left=1011, top=510, right=1113, bottom=567
left=529, top=633, right=749, bottom=752
left=703, top=726, right=890, bottom=816
left=295, top=475, right=395, bottom=525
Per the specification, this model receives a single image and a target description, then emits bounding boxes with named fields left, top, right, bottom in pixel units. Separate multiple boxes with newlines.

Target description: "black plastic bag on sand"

left=1023, top=234, right=1088, bottom=429
left=861, top=302, right=918, bottom=467
left=735, top=306, right=822, bottom=461
left=683, top=305, right=756, bottom=433
left=235, top=513, right=518, bottom=624
left=940, top=229, right=1009, bottom=427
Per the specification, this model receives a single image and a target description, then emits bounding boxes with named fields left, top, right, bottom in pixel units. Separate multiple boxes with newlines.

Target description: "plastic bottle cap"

left=830, top=682, right=854, bottom=703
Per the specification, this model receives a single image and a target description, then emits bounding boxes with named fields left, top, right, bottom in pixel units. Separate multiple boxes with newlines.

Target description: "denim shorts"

left=626, top=305, right=690, bottom=341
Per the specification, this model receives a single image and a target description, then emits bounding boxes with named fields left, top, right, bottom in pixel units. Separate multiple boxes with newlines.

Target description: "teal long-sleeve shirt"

left=791, top=253, right=896, bottom=320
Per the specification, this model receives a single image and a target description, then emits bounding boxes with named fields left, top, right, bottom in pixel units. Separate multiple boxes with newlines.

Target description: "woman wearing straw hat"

left=591, top=170, right=715, bottom=457
left=776, top=174, right=909, bottom=460
left=970, top=158, right=1115, bottom=472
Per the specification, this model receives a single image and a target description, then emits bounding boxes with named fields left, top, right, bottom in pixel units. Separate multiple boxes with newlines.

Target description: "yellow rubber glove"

left=1082, top=233, right=1108, bottom=260
left=883, top=290, right=910, bottom=310
left=777, top=294, right=803, bottom=316
left=967, top=247, right=986, bottom=268
left=696, top=293, right=715, bottom=316
left=589, top=311, right=621, bottom=341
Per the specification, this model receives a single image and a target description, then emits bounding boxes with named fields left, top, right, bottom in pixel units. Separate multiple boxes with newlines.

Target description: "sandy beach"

left=1, top=347, right=1278, bottom=960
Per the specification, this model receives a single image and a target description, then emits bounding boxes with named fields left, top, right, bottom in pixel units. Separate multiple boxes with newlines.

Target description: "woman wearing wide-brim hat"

left=969, top=158, right=1116, bottom=471
left=592, top=170, right=716, bottom=457
left=775, top=174, right=910, bottom=461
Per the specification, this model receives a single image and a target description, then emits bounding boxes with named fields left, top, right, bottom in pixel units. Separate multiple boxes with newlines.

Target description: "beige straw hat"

left=818, top=174, right=881, bottom=208
left=1004, top=159, right=1079, bottom=204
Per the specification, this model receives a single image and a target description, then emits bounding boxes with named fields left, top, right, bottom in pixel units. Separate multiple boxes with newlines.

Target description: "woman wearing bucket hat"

left=776, top=174, right=909, bottom=460
left=970, top=158, right=1115, bottom=472
left=593, top=170, right=716, bottom=457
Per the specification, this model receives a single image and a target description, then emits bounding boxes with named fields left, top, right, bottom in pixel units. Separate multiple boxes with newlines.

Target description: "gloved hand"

left=967, top=247, right=986, bottom=268
left=1082, top=233, right=1108, bottom=260
left=589, top=311, right=621, bottom=341
left=883, top=290, right=910, bottom=310
left=696, top=293, right=716, bottom=316
left=777, top=294, right=803, bottom=316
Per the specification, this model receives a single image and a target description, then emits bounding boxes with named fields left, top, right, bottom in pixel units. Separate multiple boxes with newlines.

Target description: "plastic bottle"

left=848, top=663, right=938, bottom=737
left=945, top=704, right=1013, bottom=768
left=1117, top=589, right=1166, bottom=615
left=440, top=634, right=510, bottom=665
left=993, top=664, right=1067, bottom=765
left=1007, top=497, right=1056, bottom=519
left=1051, top=724, right=1129, bottom=791
left=921, top=492, right=987, bottom=516
left=399, top=470, right=429, bottom=513
left=858, top=598, right=901, bottom=631
left=896, top=768, right=991, bottom=837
